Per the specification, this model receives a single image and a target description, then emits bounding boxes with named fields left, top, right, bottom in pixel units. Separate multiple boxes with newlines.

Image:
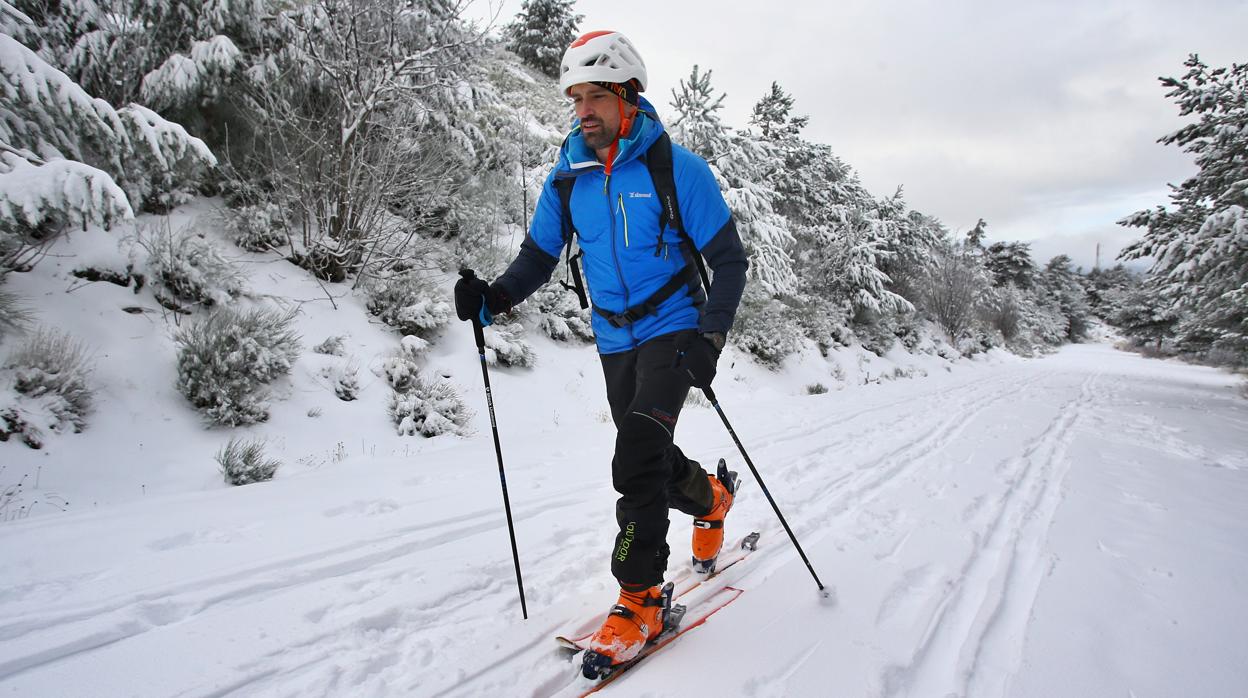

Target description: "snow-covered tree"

left=1083, top=264, right=1137, bottom=319
left=14, top=0, right=264, bottom=110
left=669, top=65, right=730, bottom=160
left=966, top=218, right=988, bottom=249
left=237, top=0, right=481, bottom=281
left=1120, top=55, right=1248, bottom=364
left=803, top=205, right=912, bottom=316
left=1038, top=255, right=1092, bottom=342
left=913, top=241, right=992, bottom=340
left=504, top=0, right=581, bottom=79
left=1, top=17, right=215, bottom=270
left=1113, top=280, right=1179, bottom=352
left=985, top=241, right=1036, bottom=289
left=671, top=71, right=796, bottom=296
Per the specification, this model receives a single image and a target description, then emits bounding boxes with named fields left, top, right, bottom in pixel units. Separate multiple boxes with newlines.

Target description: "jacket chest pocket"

left=616, top=192, right=666, bottom=258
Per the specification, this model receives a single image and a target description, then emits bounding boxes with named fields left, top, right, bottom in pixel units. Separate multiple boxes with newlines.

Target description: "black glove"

left=454, top=270, right=511, bottom=325
left=673, top=330, right=723, bottom=389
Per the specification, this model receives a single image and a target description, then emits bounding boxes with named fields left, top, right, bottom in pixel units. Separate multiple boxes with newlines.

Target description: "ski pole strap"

left=593, top=264, right=700, bottom=328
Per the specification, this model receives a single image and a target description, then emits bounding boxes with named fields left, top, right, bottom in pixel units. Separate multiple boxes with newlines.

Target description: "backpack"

left=553, top=132, right=711, bottom=329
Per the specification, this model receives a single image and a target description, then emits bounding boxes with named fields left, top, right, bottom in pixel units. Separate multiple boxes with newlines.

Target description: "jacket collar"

left=559, top=96, right=664, bottom=175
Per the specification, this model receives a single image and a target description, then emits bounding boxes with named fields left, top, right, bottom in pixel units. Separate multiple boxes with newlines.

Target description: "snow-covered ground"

left=3, top=341, right=1246, bottom=696
left=1, top=211, right=1246, bottom=697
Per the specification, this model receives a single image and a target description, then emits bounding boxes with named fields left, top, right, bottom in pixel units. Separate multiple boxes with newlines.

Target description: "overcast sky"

left=468, top=0, right=1245, bottom=270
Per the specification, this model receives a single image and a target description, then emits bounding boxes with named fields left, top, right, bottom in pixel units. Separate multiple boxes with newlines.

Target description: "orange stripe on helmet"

left=570, top=30, right=615, bottom=48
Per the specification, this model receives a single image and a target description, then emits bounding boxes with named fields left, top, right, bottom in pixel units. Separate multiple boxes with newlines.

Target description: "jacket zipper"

left=617, top=193, right=629, bottom=248
left=604, top=176, right=636, bottom=347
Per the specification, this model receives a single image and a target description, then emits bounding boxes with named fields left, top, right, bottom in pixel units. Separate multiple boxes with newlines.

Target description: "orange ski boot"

left=692, top=459, right=739, bottom=575
left=581, top=583, right=671, bottom=679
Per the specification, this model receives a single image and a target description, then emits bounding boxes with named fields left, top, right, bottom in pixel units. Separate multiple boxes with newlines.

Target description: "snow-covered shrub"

left=806, top=383, right=828, bottom=395
left=363, top=272, right=453, bottom=339
left=732, top=290, right=801, bottom=369
left=313, top=335, right=347, bottom=356
left=389, top=375, right=472, bottom=437
left=381, top=353, right=420, bottom=392
left=216, top=437, right=280, bottom=486
left=528, top=285, right=594, bottom=343
left=484, top=323, right=536, bottom=368
left=133, top=223, right=245, bottom=309
left=321, top=363, right=359, bottom=402
left=0, top=289, right=33, bottom=340
left=175, top=307, right=301, bottom=426
left=3, top=328, right=94, bottom=434
left=227, top=201, right=287, bottom=252
left=853, top=309, right=897, bottom=357
left=789, top=295, right=852, bottom=356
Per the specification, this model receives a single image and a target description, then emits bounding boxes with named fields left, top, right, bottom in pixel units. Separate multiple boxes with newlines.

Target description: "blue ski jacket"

left=495, top=99, right=749, bottom=355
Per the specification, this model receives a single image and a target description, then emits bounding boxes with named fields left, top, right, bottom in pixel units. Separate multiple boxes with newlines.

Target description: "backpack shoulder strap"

left=553, top=174, right=589, bottom=309
left=645, top=132, right=711, bottom=291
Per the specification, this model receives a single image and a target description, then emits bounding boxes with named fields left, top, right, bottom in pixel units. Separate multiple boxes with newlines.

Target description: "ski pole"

left=703, top=386, right=831, bottom=600
left=461, top=270, right=528, bottom=619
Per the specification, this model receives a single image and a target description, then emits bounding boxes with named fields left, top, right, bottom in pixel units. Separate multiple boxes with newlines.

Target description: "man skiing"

left=454, top=30, right=748, bottom=670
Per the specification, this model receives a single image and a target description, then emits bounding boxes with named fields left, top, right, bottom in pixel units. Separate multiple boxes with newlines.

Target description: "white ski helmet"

left=558, top=30, right=648, bottom=95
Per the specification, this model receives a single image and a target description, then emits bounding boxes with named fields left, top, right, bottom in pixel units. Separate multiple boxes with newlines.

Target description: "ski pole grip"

left=459, top=269, right=487, bottom=350
left=702, top=386, right=718, bottom=405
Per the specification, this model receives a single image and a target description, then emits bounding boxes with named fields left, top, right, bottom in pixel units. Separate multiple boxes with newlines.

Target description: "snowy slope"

left=2, top=209, right=1247, bottom=697
left=1, top=346, right=1245, bottom=696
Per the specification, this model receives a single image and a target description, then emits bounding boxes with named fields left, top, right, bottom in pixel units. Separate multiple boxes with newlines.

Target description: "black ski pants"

left=600, top=330, right=714, bottom=589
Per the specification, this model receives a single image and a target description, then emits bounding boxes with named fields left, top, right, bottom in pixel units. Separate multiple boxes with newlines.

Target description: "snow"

left=1, top=206, right=1246, bottom=696
left=0, top=152, right=133, bottom=229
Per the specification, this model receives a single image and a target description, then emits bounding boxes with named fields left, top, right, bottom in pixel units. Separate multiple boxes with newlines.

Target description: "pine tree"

left=1039, top=255, right=1092, bottom=341
left=1, top=17, right=215, bottom=270
left=1120, top=55, right=1248, bottom=364
left=1113, top=280, right=1179, bottom=352
left=985, top=241, right=1036, bottom=289
left=670, top=68, right=797, bottom=296
left=966, top=218, right=988, bottom=248
left=669, top=65, right=730, bottom=160
left=13, top=0, right=265, bottom=109
left=504, top=0, right=582, bottom=79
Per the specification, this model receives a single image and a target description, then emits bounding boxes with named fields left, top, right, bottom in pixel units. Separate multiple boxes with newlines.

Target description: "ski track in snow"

left=2, top=345, right=1246, bottom=697
left=880, top=373, right=1098, bottom=697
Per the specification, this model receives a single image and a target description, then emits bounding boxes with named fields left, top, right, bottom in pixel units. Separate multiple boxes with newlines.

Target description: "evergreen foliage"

left=0, top=22, right=215, bottom=267
left=1120, top=55, right=1248, bottom=365
left=504, top=0, right=581, bottom=79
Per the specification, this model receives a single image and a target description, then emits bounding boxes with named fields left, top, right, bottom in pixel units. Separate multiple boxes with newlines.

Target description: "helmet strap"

left=603, top=96, right=634, bottom=178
